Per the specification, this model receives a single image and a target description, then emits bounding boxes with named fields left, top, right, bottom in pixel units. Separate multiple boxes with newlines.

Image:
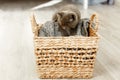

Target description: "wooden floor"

left=0, top=0, right=120, bottom=80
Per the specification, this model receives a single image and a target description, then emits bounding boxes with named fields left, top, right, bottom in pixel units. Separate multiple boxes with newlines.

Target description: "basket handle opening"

left=89, top=13, right=99, bottom=33
left=30, top=13, right=42, bottom=37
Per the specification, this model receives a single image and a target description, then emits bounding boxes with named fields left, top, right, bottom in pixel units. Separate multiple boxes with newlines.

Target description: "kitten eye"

left=71, top=14, right=75, bottom=20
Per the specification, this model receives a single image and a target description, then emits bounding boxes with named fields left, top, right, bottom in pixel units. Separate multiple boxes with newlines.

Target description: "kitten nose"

left=69, top=19, right=73, bottom=22
left=62, top=26, right=66, bottom=30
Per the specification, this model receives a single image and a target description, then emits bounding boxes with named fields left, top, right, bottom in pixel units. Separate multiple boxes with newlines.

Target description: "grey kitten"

left=52, top=5, right=81, bottom=36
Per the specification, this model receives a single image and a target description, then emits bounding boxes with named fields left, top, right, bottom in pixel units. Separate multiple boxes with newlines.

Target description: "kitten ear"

left=57, top=12, right=64, bottom=17
left=52, top=12, right=63, bottom=22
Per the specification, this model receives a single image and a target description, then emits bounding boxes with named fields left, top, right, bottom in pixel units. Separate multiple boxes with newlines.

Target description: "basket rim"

left=34, top=33, right=100, bottom=39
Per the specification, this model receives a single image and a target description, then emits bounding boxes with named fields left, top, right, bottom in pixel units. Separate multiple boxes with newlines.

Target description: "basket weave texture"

left=31, top=14, right=99, bottom=79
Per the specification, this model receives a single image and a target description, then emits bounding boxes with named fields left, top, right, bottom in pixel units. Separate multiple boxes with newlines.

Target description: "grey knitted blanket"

left=39, top=18, right=94, bottom=37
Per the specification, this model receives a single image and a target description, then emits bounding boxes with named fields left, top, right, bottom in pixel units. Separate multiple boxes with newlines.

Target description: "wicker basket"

left=31, top=14, right=99, bottom=79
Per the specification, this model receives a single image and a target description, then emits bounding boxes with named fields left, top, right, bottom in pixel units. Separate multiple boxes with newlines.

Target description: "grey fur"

left=52, top=5, right=81, bottom=36
left=39, top=18, right=93, bottom=37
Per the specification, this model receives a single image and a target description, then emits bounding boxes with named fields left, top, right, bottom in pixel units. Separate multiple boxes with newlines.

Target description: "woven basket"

left=31, top=14, right=99, bottom=79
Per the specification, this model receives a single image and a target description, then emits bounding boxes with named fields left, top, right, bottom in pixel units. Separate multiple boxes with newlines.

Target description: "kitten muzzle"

left=62, top=26, right=66, bottom=30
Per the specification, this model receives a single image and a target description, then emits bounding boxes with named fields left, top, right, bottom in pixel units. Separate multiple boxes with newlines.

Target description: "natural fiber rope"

left=89, top=14, right=99, bottom=33
left=31, top=13, right=99, bottom=79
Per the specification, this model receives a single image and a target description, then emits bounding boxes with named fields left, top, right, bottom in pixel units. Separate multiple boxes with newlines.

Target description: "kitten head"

left=57, top=11, right=78, bottom=30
